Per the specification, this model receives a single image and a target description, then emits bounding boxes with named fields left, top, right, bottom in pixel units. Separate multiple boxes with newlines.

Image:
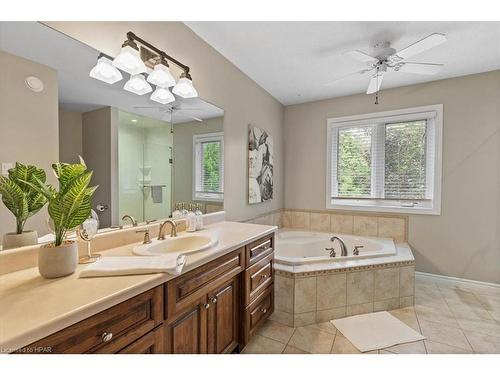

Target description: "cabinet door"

left=166, top=297, right=207, bottom=354
left=207, top=276, right=239, bottom=354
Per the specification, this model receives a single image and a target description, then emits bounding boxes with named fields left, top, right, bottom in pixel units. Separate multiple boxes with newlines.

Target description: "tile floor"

left=242, top=274, right=500, bottom=354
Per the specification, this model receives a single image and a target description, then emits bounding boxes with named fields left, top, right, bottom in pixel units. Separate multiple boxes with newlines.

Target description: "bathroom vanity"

left=1, top=222, right=276, bottom=354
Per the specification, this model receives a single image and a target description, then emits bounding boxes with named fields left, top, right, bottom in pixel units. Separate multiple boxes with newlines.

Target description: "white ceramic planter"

left=38, top=241, right=78, bottom=279
left=2, top=230, right=38, bottom=250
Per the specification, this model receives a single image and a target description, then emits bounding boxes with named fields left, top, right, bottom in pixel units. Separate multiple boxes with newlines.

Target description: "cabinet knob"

left=210, top=297, right=217, bottom=304
left=260, top=308, right=267, bottom=314
left=101, top=332, right=113, bottom=342
left=260, top=274, right=268, bottom=279
left=204, top=303, right=210, bottom=309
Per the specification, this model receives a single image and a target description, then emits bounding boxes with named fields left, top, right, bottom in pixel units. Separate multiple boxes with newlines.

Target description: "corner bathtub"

left=275, top=230, right=396, bottom=266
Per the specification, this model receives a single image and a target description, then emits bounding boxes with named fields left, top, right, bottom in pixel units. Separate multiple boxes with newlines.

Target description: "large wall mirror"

left=0, top=22, right=224, bottom=249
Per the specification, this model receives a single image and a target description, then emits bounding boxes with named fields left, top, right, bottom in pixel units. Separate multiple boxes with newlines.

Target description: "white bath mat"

left=331, top=311, right=425, bottom=352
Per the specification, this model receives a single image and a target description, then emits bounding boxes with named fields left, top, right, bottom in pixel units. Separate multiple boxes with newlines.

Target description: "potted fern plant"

left=28, top=157, right=98, bottom=278
left=0, top=163, right=47, bottom=250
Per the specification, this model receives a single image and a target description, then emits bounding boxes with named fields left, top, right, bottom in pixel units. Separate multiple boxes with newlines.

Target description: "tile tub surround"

left=271, top=244, right=415, bottom=327
left=245, top=209, right=408, bottom=243
left=245, top=273, right=500, bottom=354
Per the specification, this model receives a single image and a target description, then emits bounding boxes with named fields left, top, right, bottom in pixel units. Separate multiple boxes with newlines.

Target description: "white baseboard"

left=415, top=271, right=500, bottom=289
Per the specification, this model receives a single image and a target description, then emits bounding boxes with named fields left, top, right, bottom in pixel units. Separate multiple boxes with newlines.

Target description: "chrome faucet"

left=122, top=214, right=138, bottom=227
left=330, top=236, right=348, bottom=257
left=158, top=219, right=178, bottom=240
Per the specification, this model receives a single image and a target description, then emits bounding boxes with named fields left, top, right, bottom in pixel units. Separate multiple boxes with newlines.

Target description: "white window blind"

left=193, top=132, right=224, bottom=201
left=327, top=105, right=442, bottom=215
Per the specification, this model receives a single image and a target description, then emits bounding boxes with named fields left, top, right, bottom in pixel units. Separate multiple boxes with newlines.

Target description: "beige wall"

left=46, top=22, right=285, bottom=222
left=0, top=50, right=58, bottom=238
left=82, top=106, right=118, bottom=228
left=284, top=70, right=500, bottom=283
left=172, top=117, right=224, bottom=208
left=59, top=109, right=82, bottom=164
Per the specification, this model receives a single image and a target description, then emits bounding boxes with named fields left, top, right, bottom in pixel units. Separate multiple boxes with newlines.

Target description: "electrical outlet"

left=2, top=162, right=13, bottom=176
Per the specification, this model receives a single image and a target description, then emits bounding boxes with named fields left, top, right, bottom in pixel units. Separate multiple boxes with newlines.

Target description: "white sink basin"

left=133, top=233, right=218, bottom=256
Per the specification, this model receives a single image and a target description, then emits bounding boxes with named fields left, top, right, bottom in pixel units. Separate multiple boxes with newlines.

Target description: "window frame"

left=326, top=104, right=443, bottom=215
left=192, top=132, right=224, bottom=202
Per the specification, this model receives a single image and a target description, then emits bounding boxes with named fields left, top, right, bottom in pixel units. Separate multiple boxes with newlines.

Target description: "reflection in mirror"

left=0, top=21, right=224, bottom=250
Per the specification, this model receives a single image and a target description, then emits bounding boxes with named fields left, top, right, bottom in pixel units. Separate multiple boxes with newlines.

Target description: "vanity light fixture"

left=89, top=55, right=123, bottom=84
left=172, top=72, right=198, bottom=99
left=147, top=57, right=176, bottom=88
left=124, top=74, right=153, bottom=95
left=112, top=39, right=147, bottom=75
left=89, top=31, right=199, bottom=100
left=150, top=87, right=175, bottom=104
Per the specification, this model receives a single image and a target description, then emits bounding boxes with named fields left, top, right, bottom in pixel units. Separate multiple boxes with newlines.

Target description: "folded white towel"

left=78, top=254, right=187, bottom=278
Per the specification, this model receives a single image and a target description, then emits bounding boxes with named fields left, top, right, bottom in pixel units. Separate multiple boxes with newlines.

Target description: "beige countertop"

left=0, top=221, right=277, bottom=353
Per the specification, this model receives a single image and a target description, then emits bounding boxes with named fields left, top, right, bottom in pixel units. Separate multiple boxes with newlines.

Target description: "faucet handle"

left=353, top=245, right=364, bottom=255
left=136, top=229, right=152, bottom=244
left=325, top=247, right=336, bottom=257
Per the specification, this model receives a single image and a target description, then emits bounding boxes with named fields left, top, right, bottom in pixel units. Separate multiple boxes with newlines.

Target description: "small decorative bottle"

left=195, top=210, right=203, bottom=230
left=186, top=211, right=196, bottom=232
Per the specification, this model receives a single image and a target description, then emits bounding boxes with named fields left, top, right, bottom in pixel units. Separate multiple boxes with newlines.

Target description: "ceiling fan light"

left=112, top=44, right=147, bottom=75
left=172, top=73, right=198, bottom=98
left=150, top=87, right=175, bottom=104
left=147, top=62, right=176, bottom=88
left=124, top=74, right=153, bottom=95
left=89, top=56, right=123, bottom=84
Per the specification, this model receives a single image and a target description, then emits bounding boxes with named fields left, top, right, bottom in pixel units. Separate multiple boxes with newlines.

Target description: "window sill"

left=327, top=201, right=440, bottom=215
left=193, top=194, right=224, bottom=203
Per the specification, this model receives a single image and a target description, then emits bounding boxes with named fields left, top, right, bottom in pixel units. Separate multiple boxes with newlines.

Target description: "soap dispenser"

left=195, top=210, right=203, bottom=230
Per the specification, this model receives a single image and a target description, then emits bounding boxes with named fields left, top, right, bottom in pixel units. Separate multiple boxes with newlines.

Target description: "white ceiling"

left=185, top=21, right=500, bottom=105
left=0, top=22, right=224, bottom=124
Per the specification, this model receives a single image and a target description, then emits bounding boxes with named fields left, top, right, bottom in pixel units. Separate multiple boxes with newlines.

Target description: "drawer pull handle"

left=204, top=303, right=210, bottom=309
left=260, top=274, right=268, bottom=279
left=210, top=297, right=217, bottom=304
left=260, top=308, right=267, bottom=314
left=101, top=332, right=113, bottom=343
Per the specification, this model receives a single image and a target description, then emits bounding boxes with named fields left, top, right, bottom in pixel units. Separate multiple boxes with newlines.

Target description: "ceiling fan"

left=327, top=33, right=447, bottom=102
left=133, top=104, right=204, bottom=122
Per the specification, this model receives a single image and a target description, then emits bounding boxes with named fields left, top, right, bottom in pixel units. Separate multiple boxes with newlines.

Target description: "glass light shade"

left=150, top=87, right=175, bottom=104
left=112, top=45, right=147, bottom=75
left=147, top=63, right=176, bottom=88
left=89, top=56, right=123, bottom=84
left=172, top=76, right=198, bottom=98
left=124, top=74, right=152, bottom=95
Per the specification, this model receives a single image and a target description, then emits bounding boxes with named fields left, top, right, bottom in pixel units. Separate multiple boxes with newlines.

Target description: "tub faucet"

left=158, top=219, right=178, bottom=240
left=330, top=236, right=348, bottom=257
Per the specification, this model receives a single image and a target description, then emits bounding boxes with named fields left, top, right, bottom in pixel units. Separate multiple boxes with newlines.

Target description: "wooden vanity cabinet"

left=19, top=232, right=275, bottom=354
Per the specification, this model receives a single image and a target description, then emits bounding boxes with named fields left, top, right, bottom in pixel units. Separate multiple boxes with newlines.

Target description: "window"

left=193, top=132, right=224, bottom=201
left=327, top=105, right=442, bottom=214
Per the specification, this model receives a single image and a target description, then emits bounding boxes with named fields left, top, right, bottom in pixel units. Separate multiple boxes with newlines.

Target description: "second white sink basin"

left=133, top=233, right=218, bottom=256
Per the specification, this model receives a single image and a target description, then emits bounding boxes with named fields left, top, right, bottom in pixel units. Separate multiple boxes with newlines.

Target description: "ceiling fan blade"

left=324, top=68, right=374, bottom=86
left=344, top=50, right=378, bottom=64
left=390, top=33, right=447, bottom=62
left=366, top=71, right=385, bottom=94
left=185, top=114, right=203, bottom=122
left=397, top=62, right=444, bottom=75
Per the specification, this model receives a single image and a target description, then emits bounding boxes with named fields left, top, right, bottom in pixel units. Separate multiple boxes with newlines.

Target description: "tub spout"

left=330, top=236, right=348, bottom=257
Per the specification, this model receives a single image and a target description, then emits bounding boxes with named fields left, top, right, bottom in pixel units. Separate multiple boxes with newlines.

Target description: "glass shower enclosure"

left=118, top=110, right=173, bottom=223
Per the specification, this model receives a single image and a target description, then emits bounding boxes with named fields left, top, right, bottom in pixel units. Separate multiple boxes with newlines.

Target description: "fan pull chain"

left=375, top=90, right=379, bottom=105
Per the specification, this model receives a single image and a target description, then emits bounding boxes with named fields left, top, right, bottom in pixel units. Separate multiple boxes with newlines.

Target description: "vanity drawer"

left=118, top=325, right=166, bottom=354
left=243, top=253, right=273, bottom=306
left=245, top=234, right=274, bottom=266
left=242, top=284, right=274, bottom=345
left=166, top=247, right=245, bottom=318
left=21, top=286, right=163, bottom=354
